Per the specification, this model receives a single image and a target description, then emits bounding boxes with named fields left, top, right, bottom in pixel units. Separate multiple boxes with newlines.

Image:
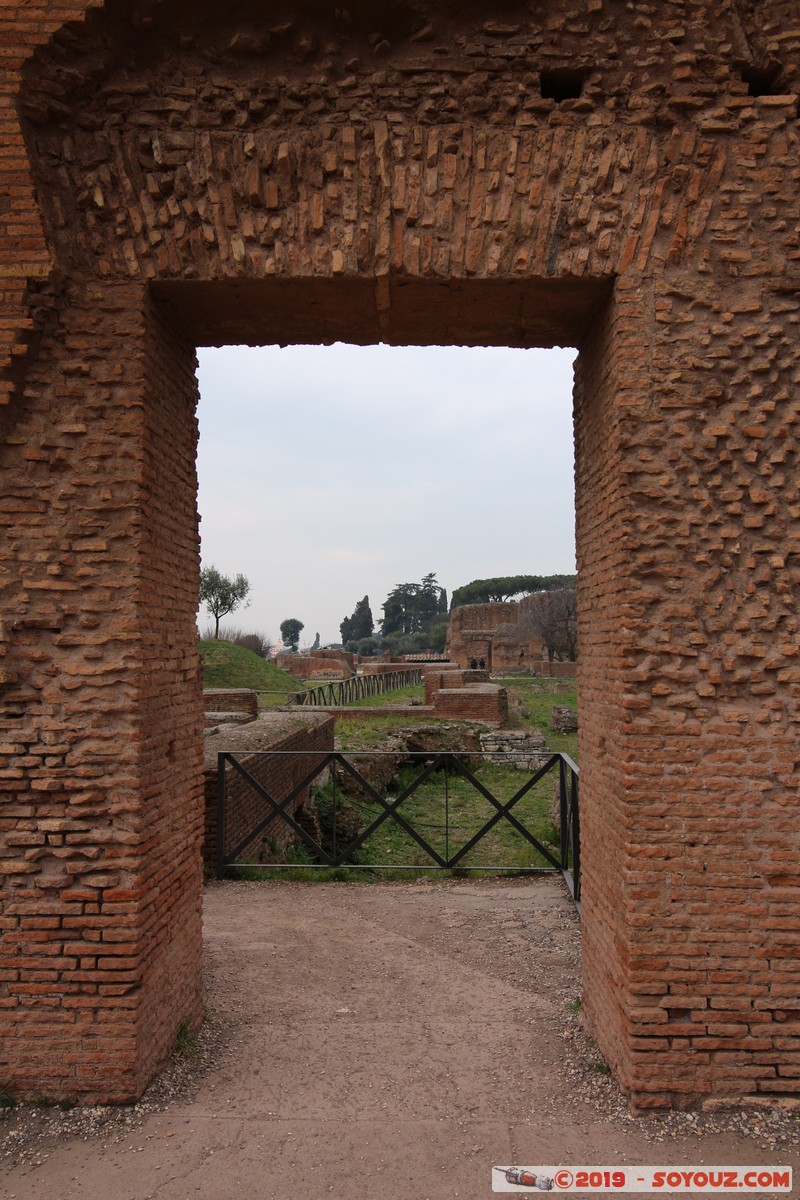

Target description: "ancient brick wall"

left=1, top=0, right=799, bottom=1109
left=315, top=649, right=355, bottom=666
left=360, top=660, right=429, bottom=676
left=423, top=667, right=489, bottom=704
left=203, top=688, right=259, bottom=718
left=423, top=669, right=456, bottom=704
left=272, top=654, right=309, bottom=679
left=431, top=685, right=509, bottom=727
left=450, top=601, right=575, bottom=673
left=543, top=660, right=577, bottom=679
left=203, top=713, right=334, bottom=868
left=308, top=659, right=350, bottom=679
left=480, top=729, right=549, bottom=770
left=0, top=280, right=205, bottom=1100
left=448, top=603, right=519, bottom=670
left=274, top=651, right=353, bottom=679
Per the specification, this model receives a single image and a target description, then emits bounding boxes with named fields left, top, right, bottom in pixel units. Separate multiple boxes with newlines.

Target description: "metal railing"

left=215, top=749, right=580, bottom=905
left=297, top=668, right=423, bottom=707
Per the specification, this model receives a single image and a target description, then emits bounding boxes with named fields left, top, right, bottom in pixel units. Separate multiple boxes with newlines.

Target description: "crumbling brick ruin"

left=447, top=601, right=519, bottom=671
left=1, top=0, right=798, bottom=1110
left=274, top=649, right=355, bottom=680
left=448, top=599, right=579, bottom=674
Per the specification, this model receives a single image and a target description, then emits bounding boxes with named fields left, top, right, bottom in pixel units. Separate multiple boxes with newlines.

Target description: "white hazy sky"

left=196, top=343, right=577, bottom=648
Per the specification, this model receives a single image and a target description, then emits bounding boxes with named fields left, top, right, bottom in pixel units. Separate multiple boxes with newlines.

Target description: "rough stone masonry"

left=0, top=0, right=798, bottom=1111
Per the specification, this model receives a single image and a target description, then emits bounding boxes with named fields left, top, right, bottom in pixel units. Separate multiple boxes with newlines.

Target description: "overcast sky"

left=196, top=343, right=577, bottom=648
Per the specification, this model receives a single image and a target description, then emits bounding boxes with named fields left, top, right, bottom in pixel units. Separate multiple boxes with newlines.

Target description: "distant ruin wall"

left=275, top=652, right=353, bottom=680
left=448, top=601, right=574, bottom=673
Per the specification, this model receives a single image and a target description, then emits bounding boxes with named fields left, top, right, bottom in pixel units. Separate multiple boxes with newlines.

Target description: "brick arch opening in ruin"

left=2, top=0, right=798, bottom=1113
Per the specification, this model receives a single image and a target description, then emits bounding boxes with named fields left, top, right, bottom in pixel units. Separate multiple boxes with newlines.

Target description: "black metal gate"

left=215, top=750, right=580, bottom=903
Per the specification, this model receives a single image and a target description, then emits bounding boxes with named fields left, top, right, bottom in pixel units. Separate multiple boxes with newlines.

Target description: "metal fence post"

left=571, top=771, right=581, bottom=901
left=559, top=755, right=568, bottom=871
left=216, top=752, right=227, bottom=880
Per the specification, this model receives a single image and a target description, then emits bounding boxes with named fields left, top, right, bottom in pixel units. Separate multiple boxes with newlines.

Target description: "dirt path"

left=3, top=878, right=799, bottom=1199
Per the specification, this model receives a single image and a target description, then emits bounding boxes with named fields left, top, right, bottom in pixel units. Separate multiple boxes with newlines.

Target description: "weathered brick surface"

left=274, top=651, right=353, bottom=680
left=448, top=603, right=518, bottom=670
left=449, top=601, right=578, bottom=673
left=423, top=668, right=489, bottom=704
left=203, top=689, right=259, bottom=719
left=1, top=0, right=799, bottom=1108
left=432, top=685, right=509, bottom=727
left=480, top=729, right=548, bottom=770
left=543, top=661, right=577, bottom=679
left=0, top=281, right=204, bottom=1102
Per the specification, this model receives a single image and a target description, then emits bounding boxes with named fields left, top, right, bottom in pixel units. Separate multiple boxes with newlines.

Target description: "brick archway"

left=2, top=0, right=799, bottom=1110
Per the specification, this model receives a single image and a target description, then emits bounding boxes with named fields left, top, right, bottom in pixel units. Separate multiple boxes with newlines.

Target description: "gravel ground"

left=2, top=877, right=798, bottom=1199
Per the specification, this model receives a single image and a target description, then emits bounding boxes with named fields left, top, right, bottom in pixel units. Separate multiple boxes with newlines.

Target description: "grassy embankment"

left=199, top=639, right=300, bottom=706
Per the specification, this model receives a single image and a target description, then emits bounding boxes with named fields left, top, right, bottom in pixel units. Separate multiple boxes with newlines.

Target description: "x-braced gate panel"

left=215, top=750, right=580, bottom=903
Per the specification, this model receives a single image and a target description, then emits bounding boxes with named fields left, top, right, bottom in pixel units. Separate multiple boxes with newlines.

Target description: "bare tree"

left=520, top=589, right=578, bottom=662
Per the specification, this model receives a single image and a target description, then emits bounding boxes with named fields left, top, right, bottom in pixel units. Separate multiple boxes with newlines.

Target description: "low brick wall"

left=323, top=705, right=435, bottom=721
left=423, top=668, right=489, bottom=703
left=543, top=660, right=577, bottom=679
left=204, top=712, right=334, bottom=868
left=315, top=649, right=355, bottom=667
left=432, top=685, right=508, bottom=727
left=492, top=659, right=578, bottom=679
left=275, top=652, right=353, bottom=680
left=423, top=670, right=446, bottom=704
left=273, top=654, right=309, bottom=679
left=308, top=662, right=347, bottom=679
left=203, top=688, right=259, bottom=718
left=420, top=664, right=461, bottom=676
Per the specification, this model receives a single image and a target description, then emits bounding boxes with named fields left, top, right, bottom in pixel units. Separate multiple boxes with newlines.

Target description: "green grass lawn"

left=500, top=675, right=579, bottom=761
left=320, top=758, right=560, bottom=872
left=334, top=714, right=446, bottom=749
left=322, top=673, right=577, bottom=875
left=199, top=640, right=300, bottom=707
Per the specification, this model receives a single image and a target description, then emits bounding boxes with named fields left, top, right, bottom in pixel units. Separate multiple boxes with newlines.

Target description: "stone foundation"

left=479, top=730, right=549, bottom=770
